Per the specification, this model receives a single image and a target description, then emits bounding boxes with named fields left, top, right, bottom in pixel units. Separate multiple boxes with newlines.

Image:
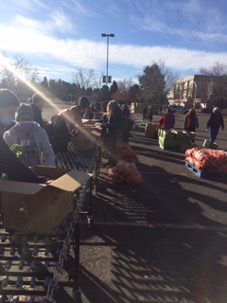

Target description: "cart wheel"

left=87, top=216, right=94, bottom=229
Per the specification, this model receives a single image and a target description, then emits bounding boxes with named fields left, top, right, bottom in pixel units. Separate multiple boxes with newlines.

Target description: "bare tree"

left=200, top=62, right=227, bottom=108
left=160, top=63, right=179, bottom=95
left=73, top=68, right=100, bottom=89
left=117, top=78, right=134, bottom=90
left=200, top=61, right=227, bottom=76
left=0, top=54, right=39, bottom=99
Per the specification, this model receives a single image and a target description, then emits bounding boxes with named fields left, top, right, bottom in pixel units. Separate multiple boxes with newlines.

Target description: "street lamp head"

left=101, top=33, right=115, bottom=38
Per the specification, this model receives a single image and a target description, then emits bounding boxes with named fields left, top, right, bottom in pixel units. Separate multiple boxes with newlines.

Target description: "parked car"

left=200, top=103, right=213, bottom=113
left=168, top=104, right=188, bottom=114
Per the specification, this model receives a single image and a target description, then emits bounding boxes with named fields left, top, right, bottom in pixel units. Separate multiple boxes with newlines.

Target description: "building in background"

left=167, top=75, right=227, bottom=109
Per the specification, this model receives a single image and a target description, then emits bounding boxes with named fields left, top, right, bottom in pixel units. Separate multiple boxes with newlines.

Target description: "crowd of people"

left=0, top=89, right=135, bottom=182
left=157, top=106, right=224, bottom=144
left=0, top=86, right=225, bottom=182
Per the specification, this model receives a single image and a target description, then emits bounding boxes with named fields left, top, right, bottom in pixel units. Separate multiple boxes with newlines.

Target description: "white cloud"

left=1, top=1, right=227, bottom=81
left=50, top=11, right=74, bottom=32
left=10, top=13, right=73, bottom=35
left=1, top=20, right=227, bottom=77
left=131, top=0, right=227, bottom=43
left=10, top=0, right=48, bottom=12
left=62, top=0, right=99, bottom=18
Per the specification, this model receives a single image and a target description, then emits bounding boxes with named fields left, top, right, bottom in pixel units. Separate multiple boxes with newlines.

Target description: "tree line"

left=0, top=55, right=179, bottom=106
left=1, top=54, right=227, bottom=109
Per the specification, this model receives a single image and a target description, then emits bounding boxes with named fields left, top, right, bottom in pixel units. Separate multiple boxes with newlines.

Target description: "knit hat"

left=0, top=89, right=19, bottom=108
left=15, top=103, right=34, bottom=121
left=213, top=107, right=220, bottom=113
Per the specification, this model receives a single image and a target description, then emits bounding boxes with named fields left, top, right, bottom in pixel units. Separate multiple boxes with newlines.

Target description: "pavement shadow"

left=137, top=162, right=227, bottom=225
left=64, top=128, right=227, bottom=303
left=77, top=161, right=227, bottom=303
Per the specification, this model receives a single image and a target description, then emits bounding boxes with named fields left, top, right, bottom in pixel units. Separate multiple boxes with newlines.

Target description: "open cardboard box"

left=71, top=127, right=100, bottom=150
left=81, top=119, right=96, bottom=125
left=0, top=166, right=92, bottom=234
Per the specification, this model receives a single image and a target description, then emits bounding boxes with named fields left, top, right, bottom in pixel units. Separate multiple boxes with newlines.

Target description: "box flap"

left=91, top=130, right=101, bottom=137
left=0, top=180, right=46, bottom=194
left=50, top=169, right=92, bottom=192
left=31, top=166, right=69, bottom=179
left=82, top=119, right=91, bottom=124
left=94, top=123, right=102, bottom=130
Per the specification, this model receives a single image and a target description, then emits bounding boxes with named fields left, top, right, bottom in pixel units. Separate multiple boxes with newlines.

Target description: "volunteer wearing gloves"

left=4, top=103, right=55, bottom=167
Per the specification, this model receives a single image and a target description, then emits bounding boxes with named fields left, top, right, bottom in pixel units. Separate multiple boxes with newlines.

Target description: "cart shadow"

left=76, top=161, right=227, bottom=302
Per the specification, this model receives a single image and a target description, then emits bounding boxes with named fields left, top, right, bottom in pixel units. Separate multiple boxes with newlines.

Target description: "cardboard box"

left=72, top=131, right=96, bottom=150
left=0, top=166, right=92, bottom=234
left=203, top=140, right=218, bottom=149
left=158, top=128, right=163, bottom=137
left=161, top=130, right=175, bottom=139
left=81, top=119, right=96, bottom=126
left=158, top=137, right=177, bottom=149
left=94, top=112, right=102, bottom=119
left=78, top=124, right=101, bottom=134
left=174, top=130, right=193, bottom=142
left=145, top=123, right=159, bottom=139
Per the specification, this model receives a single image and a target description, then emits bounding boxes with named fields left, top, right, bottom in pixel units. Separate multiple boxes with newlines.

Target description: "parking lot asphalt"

left=53, top=112, right=226, bottom=303
left=41, top=106, right=227, bottom=303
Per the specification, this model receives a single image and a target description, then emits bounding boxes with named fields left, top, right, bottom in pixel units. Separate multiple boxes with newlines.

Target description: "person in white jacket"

left=3, top=103, right=55, bottom=167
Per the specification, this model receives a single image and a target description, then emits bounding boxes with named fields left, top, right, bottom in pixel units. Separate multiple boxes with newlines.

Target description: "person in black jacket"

left=30, top=93, right=46, bottom=127
left=184, top=108, right=199, bottom=132
left=206, top=107, right=224, bottom=143
left=0, top=88, right=19, bottom=135
left=104, top=100, right=122, bottom=167
left=122, top=105, right=134, bottom=143
left=44, top=107, right=81, bottom=155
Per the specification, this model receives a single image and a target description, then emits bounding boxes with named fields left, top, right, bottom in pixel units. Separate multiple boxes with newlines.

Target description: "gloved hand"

left=37, top=176, right=50, bottom=183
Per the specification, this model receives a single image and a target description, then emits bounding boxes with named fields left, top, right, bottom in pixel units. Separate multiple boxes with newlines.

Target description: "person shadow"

left=62, top=159, right=227, bottom=303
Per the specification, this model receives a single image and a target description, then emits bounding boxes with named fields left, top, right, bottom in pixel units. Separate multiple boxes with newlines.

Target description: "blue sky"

left=0, top=0, right=227, bottom=84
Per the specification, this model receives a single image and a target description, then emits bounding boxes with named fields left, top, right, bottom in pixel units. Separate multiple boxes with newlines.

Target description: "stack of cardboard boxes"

left=72, top=120, right=101, bottom=151
left=145, top=123, right=159, bottom=139
left=0, top=166, right=92, bottom=234
left=158, top=129, right=195, bottom=152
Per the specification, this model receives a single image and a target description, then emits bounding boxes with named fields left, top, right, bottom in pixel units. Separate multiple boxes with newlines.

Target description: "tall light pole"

left=193, top=80, right=197, bottom=108
left=101, top=33, right=114, bottom=85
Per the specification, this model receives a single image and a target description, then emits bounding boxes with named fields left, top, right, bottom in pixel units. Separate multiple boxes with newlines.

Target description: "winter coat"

left=31, top=103, right=45, bottom=127
left=159, top=113, right=175, bottom=129
left=3, top=122, right=55, bottom=167
left=44, top=115, right=72, bottom=154
left=207, top=112, right=224, bottom=130
left=184, top=112, right=199, bottom=131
